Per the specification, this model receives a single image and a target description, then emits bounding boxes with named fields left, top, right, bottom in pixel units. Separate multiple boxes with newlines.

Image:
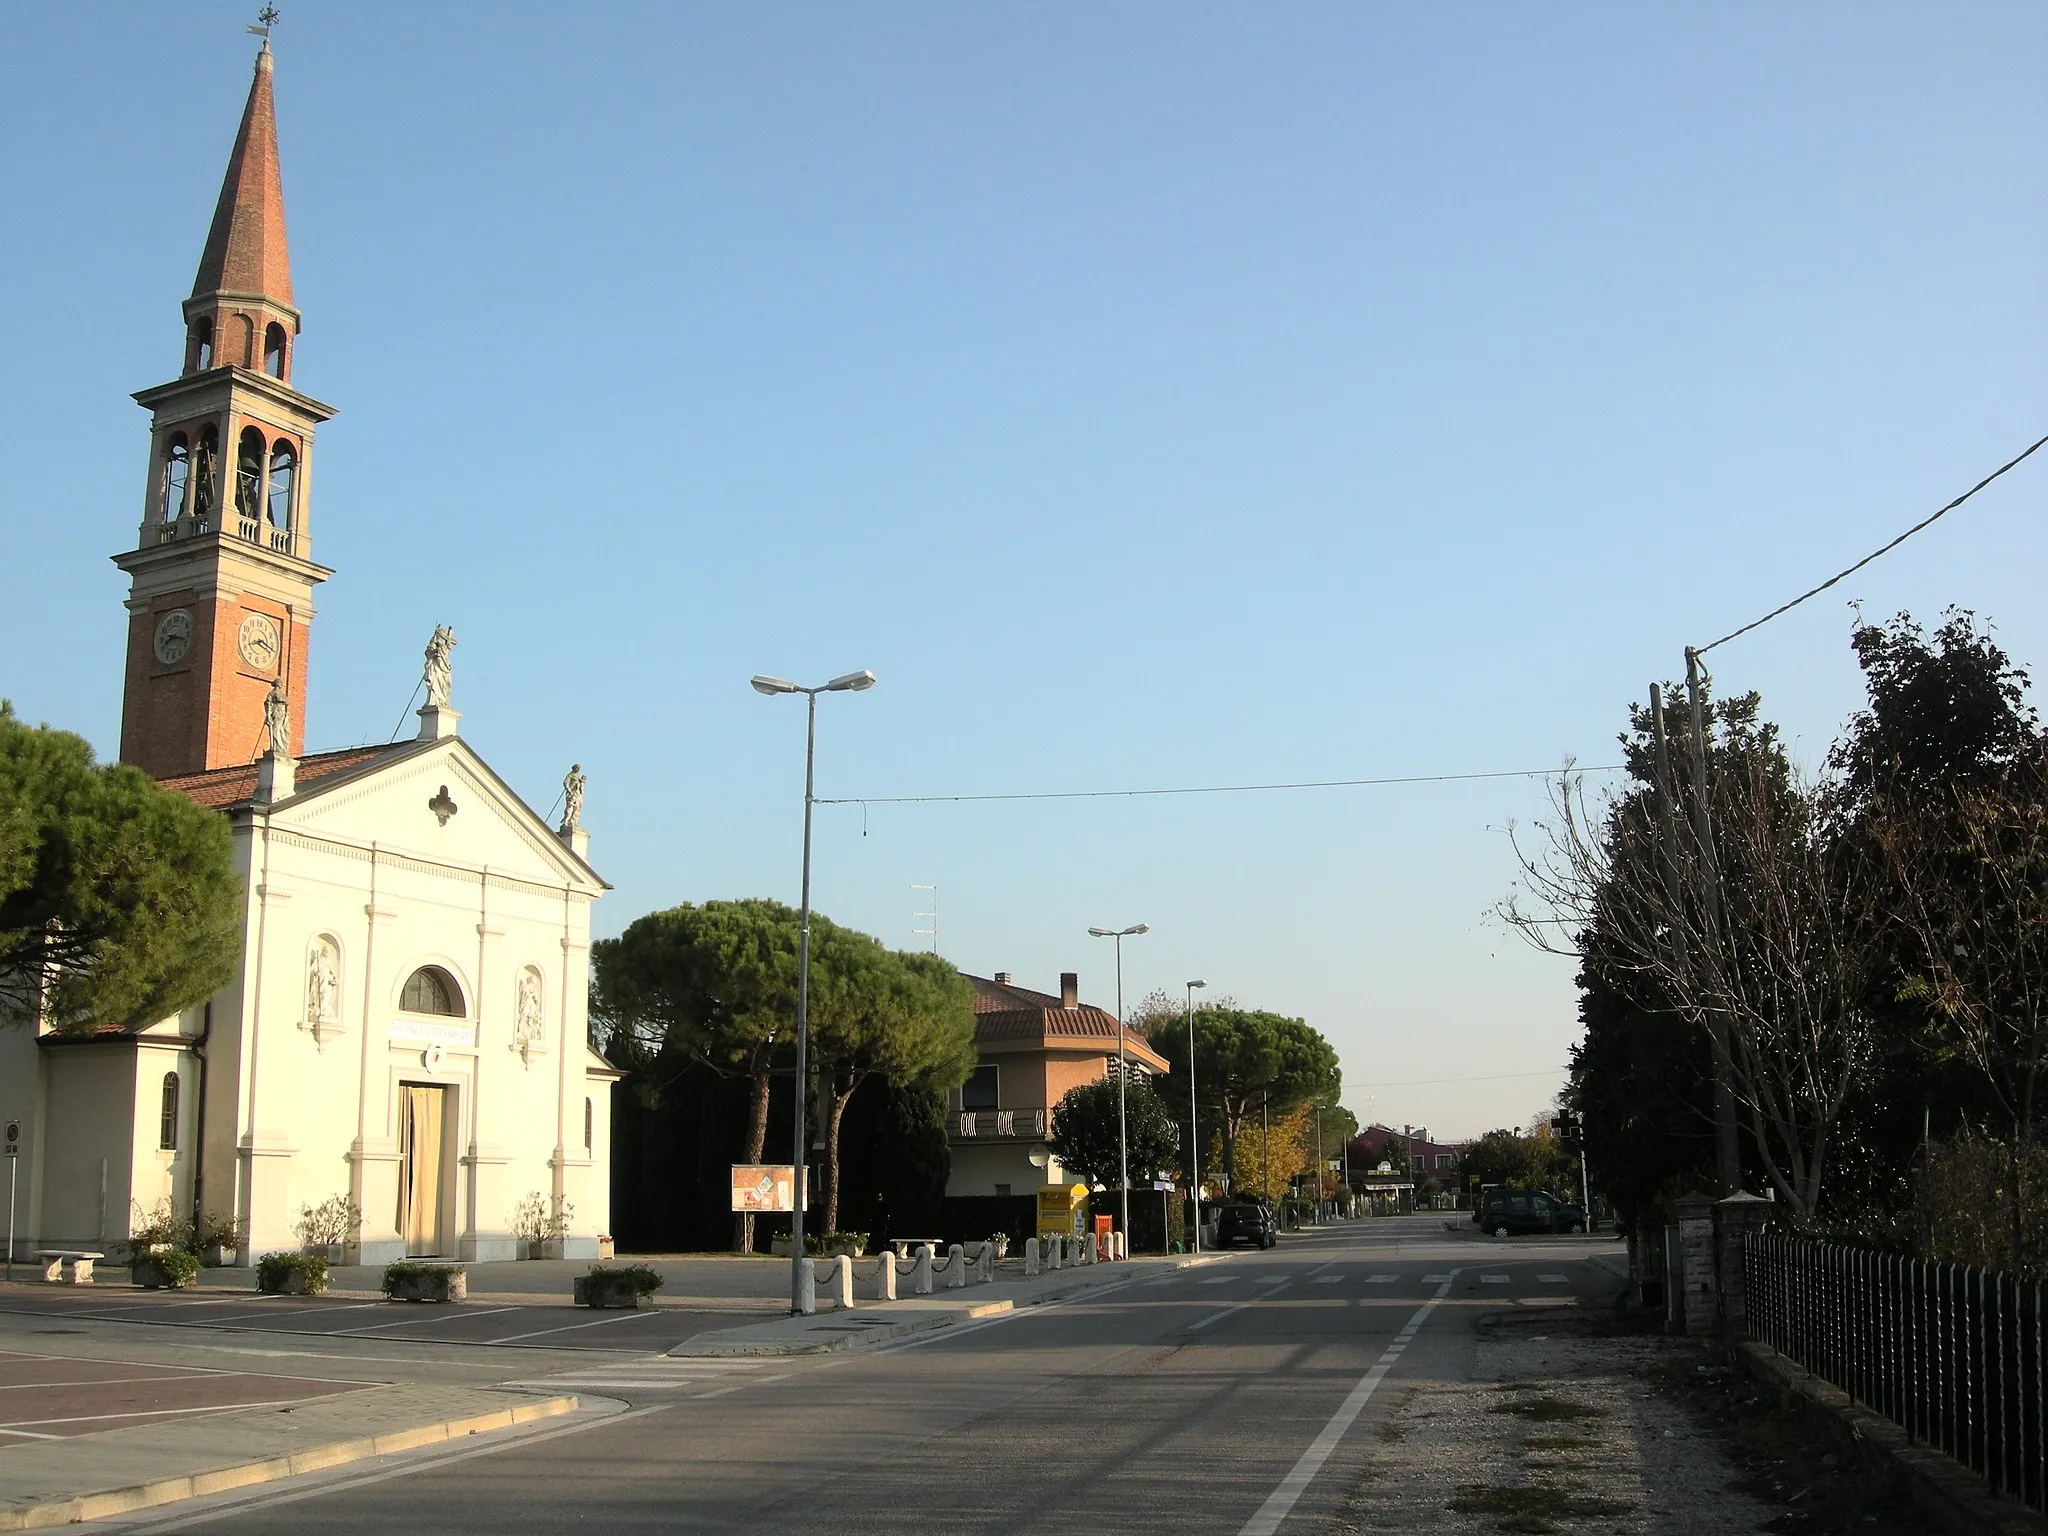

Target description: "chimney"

left=1060, top=972, right=1078, bottom=1009
left=993, top=971, right=1011, bottom=985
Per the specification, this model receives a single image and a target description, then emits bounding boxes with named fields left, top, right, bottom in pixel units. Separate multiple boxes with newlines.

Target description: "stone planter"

left=384, top=1267, right=466, bottom=1303
left=200, top=1241, right=232, bottom=1268
left=769, top=1235, right=796, bottom=1257
left=574, top=1273, right=649, bottom=1310
left=131, top=1254, right=197, bottom=1290
left=597, top=1236, right=615, bottom=1260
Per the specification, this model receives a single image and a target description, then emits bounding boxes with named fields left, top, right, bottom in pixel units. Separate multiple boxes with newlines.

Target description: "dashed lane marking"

left=1480, top=1275, right=1510, bottom=1284
left=1312, top=1276, right=1343, bottom=1284
left=1366, top=1275, right=1398, bottom=1284
left=1422, top=1274, right=1451, bottom=1282
left=501, top=1356, right=770, bottom=1394
left=1538, top=1273, right=1570, bottom=1283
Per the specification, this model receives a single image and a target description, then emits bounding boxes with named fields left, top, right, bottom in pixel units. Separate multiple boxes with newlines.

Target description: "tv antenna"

left=911, top=885, right=938, bottom=955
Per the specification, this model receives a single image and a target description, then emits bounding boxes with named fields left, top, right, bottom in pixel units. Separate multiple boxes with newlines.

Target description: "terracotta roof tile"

left=157, top=743, right=402, bottom=810
left=964, top=975, right=1168, bottom=1071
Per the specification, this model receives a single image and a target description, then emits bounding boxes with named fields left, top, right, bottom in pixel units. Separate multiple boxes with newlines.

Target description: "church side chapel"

left=0, top=38, right=617, bottom=1266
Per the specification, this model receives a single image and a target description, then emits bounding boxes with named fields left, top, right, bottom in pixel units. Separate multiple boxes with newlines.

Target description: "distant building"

left=1348, top=1123, right=1466, bottom=1184
left=944, top=972, right=1169, bottom=1198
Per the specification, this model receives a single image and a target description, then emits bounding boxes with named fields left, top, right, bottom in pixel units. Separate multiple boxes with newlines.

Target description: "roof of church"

left=964, top=973, right=1169, bottom=1070
left=191, top=45, right=293, bottom=308
left=157, top=741, right=420, bottom=810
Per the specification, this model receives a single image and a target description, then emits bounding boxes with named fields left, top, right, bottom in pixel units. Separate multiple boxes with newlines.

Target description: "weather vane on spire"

left=248, top=5, right=280, bottom=40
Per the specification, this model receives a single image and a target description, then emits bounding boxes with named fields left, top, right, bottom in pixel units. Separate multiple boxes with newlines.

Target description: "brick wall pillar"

left=1674, top=1191, right=1717, bottom=1336
left=1713, top=1190, right=1774, bottom=1338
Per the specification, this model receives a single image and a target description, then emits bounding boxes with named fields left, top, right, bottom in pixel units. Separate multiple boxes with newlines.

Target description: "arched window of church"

left=400, top=966, right=464, bottom=1017
left=267, top=442, right=295, bottom=530
left=235, top=427, right=265, bottom=521
left=236, top=314, right=255, bottom=369
left=159, top=1072, right=180, bottom=1151
left=188, top=317, right=213, bottom=372
left=161, top=435, right=191, bottom=521
left=584, top=1098, right=593, bottom=1153
left=263, top=323, right=287, bottom=379
left=192, top=426, right=220, bottom=524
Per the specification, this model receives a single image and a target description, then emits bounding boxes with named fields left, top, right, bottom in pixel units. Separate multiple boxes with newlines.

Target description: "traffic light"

left=1552, top=1112, right=1582, bottom=1149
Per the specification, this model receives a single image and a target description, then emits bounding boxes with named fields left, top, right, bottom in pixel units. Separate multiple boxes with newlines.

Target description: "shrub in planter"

left=383, top=1261, right=466, bottom=1303
left=133, top=1249, right=202, bottom=1290
left=257, top=1251, right=328, bottom=1295
left=574, top=1264, right=663, bottom=1310
left=196, top=1209, right=243, bottom=1266
left=127, top=1197, right=194, bottom=1261
left=988, top=1233, right=1011, bottom=1259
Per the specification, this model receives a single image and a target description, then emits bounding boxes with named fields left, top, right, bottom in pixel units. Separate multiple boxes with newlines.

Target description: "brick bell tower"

left=114, top=39, right=334, bottom=779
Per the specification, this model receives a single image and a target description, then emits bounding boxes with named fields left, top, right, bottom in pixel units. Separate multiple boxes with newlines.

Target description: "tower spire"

left=191, top=37, right=292, bottom=311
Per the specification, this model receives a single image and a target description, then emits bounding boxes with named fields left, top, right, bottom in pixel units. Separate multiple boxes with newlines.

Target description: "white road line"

left=693, top=1372, right=791, bottom=1399
left=1538, top=1274, right=1569, bottom=1283
left=0, top=1396, right=329, bottom=1431
left=1188, top=1282, right=1294, bottom=1333
left=1365, top=1275, right=1397, bottom=1284
left=1252, top=1276, right=1287, bottom=1286
left=485, top=1309, right=676, bottom=1345
left=328, top=1305, right=522, bottom=1335
left=1199, top=1277, right=1239, bottom=1286
left=0, top=1426, right=63, bottom=1440
left=1480, top=1275, right=1509, bottom=1284
left=121, top=1404, right=670, bottom=1534
left=1236, top=1270, right=1460, bottom=1536
left=1422, top=1274, right=1451, bottom=1282
left=1311, top=1276, right=1342, bottom=1285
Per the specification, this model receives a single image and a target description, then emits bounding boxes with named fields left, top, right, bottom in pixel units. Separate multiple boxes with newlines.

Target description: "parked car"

left=1475, top=1186, right=1587, bottom=1237
left=1214, top=1202, right=1278, bottom=1249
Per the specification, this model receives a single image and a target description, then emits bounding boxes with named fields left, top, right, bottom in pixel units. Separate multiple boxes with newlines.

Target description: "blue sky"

left=3, top=3, right=2042, bottom=1139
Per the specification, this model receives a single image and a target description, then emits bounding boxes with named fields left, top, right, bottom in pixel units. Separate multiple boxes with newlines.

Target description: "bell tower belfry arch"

left=114, top=39, right=335, bottom=779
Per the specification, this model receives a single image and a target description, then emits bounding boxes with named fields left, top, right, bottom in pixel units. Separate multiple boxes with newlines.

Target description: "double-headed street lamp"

left=1086, top=922, right=1148, bottom=1248
left=751, top=668, right=875, bottom=1316
left=1184, top=978, right=1206, bottom=1254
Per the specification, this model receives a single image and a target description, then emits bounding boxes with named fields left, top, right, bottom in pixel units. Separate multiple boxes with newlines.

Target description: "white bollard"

left=796, top=1256, right=816, bottom=1315
left=827, top=1253, right=854, bottom=1309
left=862, top=1253, right=897, bottom=1301
left=976, top=1240, right=995, bottom=1282
left=1077, top=1231, right=1094, bottom=1265
left=1112, top=1231, right=1126, bottom=1261
left=1024, top=1237, right=1041, bottom=1276
left=913, top=1242, right=935, bottom=1295
left=1048, top=1234, right=1063, bottom=1270
left=945, top=1243, right=967, bottom=1289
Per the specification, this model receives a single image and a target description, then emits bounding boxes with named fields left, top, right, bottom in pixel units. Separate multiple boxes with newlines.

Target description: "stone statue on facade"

left=560, top=764, right=585, bottom=834
left=307, top=938, right=339, bottom=1024
left=262, top=679, right=290, bottom=758
left=514, top=969, right=545, bottom=1052
left=423, top=625, right=457, bottom=708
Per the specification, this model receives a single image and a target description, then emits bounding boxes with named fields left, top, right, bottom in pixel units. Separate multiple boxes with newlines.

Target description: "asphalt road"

left=94, top=1215, right=1623, bottom=1535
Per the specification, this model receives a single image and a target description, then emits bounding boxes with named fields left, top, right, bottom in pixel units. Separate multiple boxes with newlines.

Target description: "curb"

left=0, top=1395, right=578, bottom=1532
left=1731, top=1340, right=2045, bottom=1536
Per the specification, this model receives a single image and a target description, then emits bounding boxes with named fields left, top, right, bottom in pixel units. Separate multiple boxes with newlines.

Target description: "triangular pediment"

left=271, top=738, right=603, bottom=892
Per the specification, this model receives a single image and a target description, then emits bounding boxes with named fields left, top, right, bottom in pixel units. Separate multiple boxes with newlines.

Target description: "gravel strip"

left=1331, top=1311, right=1778, bottom=1535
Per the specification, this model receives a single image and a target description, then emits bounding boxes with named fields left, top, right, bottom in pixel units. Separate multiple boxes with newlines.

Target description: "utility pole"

left=1683, top=649, right=1742, bottom=1198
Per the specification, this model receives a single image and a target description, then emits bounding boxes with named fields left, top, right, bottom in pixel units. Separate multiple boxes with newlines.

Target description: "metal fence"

left=1744, top=1231, right=2047, bottom=1511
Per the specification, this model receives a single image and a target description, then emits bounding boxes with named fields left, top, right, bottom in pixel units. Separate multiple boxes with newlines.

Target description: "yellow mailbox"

left=1036, top=1182, right=1090, bottom=1240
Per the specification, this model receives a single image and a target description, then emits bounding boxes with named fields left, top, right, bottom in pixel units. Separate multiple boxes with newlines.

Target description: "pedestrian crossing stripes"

left=500, top=1356, right=768, bottom=1395
left=1480, top=1275, right=1509, bottom=1284
left=1538, top=1274, right=1570, bottom=1283
left=1366, top=1275, right=1398, bottom=1284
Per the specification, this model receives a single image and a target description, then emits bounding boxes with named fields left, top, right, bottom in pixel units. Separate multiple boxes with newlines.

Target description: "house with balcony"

left=945, top=971, right=1170, bottom=1198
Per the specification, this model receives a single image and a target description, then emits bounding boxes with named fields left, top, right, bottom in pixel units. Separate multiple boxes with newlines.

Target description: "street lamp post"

left=1184, top=979, right=1206, bottom=1253
left=1087, top=923, right=1148, bottom=1251
left=751, top=668, right=875, bottom=1316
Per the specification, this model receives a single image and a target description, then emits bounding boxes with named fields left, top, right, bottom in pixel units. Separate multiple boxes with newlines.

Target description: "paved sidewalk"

left=672, top=1251, right=1219, bottom=1356
left=0, top=1381, right=579, bottom=1531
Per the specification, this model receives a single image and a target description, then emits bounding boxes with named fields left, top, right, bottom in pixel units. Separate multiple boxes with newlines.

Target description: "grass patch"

left=1489, top=1394, right=1605, bottom=1424
left=1524, top=1433, right=1601, bottom=1452
left=1449, top=1483, right=1633, bottom=1534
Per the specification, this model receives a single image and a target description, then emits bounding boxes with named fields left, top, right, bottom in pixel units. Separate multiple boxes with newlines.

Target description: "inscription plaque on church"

left=388, top=1018, right=475, bottom=1047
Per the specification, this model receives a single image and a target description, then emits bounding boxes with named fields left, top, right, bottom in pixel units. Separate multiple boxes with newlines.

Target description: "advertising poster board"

left=730, top=1164, right=796, bottom=1213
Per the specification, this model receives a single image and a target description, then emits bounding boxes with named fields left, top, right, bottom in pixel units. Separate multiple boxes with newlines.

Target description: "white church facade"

left=0, top=42, right=617, bottom=1267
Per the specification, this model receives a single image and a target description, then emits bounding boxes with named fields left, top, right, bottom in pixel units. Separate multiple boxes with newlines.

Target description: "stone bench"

left=35, top=1250, right=104, bottom=1285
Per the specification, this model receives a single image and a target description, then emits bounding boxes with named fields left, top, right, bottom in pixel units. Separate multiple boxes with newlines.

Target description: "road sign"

left=3, top=1121, right=17, bottom=1158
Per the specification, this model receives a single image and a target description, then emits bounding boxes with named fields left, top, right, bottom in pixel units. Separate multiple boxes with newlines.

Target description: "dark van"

left=1476, top=1187, right=1587, bottom=1237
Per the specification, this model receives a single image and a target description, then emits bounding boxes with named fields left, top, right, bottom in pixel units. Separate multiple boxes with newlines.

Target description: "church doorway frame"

left=397, top=1081, right=455, bottom=1257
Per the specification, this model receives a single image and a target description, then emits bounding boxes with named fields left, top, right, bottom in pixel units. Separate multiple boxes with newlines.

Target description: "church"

left=0, top=40, right=617, bottom=1267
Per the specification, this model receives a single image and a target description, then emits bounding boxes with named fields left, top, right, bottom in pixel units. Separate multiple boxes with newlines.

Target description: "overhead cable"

left=816, top=764, right=1625, bottom=808
left=1697, top=430, right=2048, bottom=656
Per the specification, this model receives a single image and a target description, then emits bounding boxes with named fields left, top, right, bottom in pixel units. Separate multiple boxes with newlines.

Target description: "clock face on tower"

left=237, top=612, right=281, bottom=672
left=153, top=610, right=193, bottom=666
